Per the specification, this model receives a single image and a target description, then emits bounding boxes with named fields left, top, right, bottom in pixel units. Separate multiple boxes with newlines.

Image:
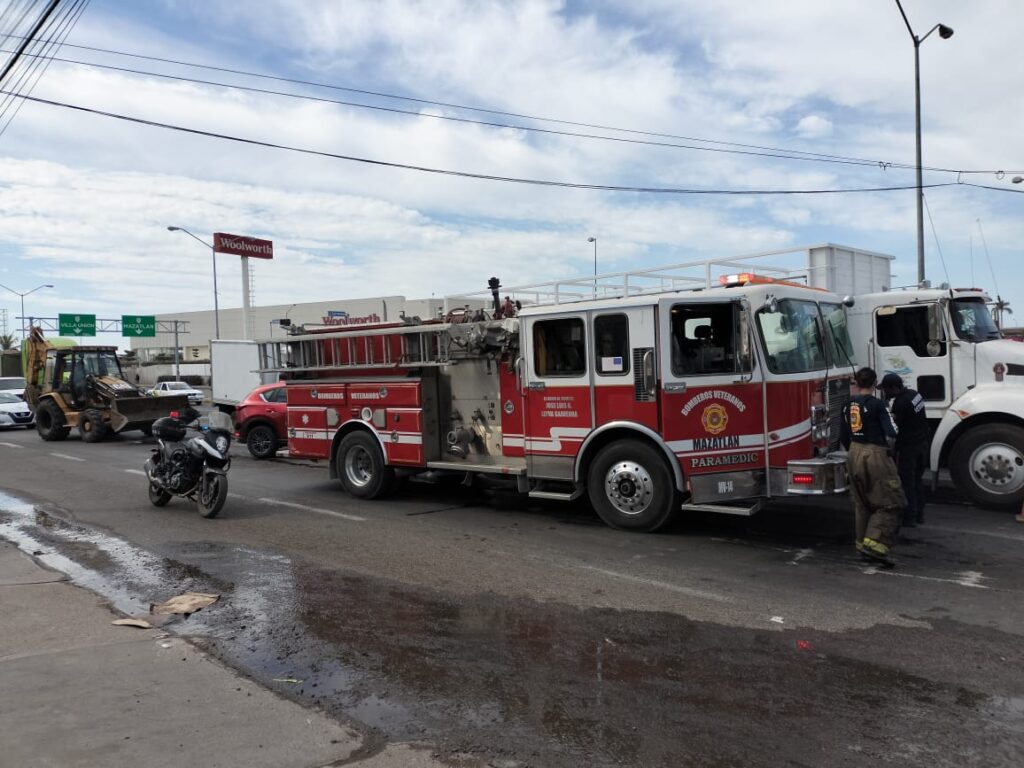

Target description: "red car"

left=233, top=382, right=287, bottom=459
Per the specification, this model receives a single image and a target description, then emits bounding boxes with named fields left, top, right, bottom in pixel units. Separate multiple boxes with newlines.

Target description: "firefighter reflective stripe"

left=666, top=418, right=811, bottom=456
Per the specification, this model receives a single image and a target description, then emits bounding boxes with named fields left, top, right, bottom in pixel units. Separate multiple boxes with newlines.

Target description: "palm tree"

left=992, top=297, right=1013, bottom=330
left=0, top=333, right=18, bottom=351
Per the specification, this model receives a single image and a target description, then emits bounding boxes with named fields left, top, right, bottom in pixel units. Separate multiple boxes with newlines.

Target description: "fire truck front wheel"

left=587, top=440, right=678, bottom=532
left=336, top=431, right=396, bottom=499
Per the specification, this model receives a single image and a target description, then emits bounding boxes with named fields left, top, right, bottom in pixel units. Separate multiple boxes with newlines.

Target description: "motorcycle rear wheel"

left=197, top=474, right=227, bottom=518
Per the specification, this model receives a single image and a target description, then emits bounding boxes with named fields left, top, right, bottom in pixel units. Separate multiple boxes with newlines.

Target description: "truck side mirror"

left=927, top=303, right=945, bottom=342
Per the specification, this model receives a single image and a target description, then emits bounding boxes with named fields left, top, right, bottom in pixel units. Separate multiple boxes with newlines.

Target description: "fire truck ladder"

left=256, top=323, right=456, bottom=374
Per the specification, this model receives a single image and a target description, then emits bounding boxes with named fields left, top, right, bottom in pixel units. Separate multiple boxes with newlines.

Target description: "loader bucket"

left=109, top=395, right=190, bottom=433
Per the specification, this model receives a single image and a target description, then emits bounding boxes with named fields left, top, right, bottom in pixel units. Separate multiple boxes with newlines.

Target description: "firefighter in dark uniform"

left=881, top=372, right=930, bottom=527
left=841, top=367, right=906, bottom=565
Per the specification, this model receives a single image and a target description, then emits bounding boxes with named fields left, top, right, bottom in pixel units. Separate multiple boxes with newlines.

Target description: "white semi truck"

left=847, top=287, right=1024, bottom=509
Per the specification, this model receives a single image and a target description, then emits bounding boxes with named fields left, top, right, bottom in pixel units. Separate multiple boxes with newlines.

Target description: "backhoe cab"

left=23, top=327, right=188, bottom=442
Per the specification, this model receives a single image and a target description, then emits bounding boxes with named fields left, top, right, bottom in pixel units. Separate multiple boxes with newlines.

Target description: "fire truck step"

left=679, top=501, right=761, bottom=516
left=528, top=489, right=585, bottom=502
left=426, top=459, right=527, bottom=476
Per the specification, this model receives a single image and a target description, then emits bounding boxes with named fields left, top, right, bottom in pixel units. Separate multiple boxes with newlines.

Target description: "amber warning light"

left=719, top=273, right=756, bottom=286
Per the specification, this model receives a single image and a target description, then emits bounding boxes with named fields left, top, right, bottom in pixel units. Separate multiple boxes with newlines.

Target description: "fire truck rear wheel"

left=337, top=431, right=395, bottom=499
left=587, top=440, right=678, bottom=532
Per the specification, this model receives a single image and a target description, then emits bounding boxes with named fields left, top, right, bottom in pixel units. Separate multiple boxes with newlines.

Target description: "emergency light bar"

left=719, top=273, right=756, bottom=287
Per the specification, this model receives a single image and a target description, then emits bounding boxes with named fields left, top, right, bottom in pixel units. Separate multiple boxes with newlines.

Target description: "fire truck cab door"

left=657, top=298, right=767, bottom=502
left=521, top=312, right=594, bottom=480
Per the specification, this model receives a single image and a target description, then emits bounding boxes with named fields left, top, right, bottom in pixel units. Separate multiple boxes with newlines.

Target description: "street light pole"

left=0, top=282, right=53, bottom=341
left=167, top=226, right=220, bottom=339
left=894, top=0, right=954, bottom=286
left=588, top=236, right=597, bottom=275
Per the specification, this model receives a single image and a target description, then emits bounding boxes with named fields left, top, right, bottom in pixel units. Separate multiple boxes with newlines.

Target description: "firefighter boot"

left=859, top=537, right=895, bottom=568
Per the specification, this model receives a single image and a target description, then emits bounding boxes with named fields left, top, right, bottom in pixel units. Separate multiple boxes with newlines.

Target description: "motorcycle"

left=144, top=408, right=233, bottom=518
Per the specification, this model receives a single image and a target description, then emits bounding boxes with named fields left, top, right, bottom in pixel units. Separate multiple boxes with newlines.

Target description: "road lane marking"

left=0, top=442, right=22, bottom=449
left=123, top=469, right=146, bottom=476
left=570, top=563, right=730, bottom=603
left=49, top=453, right=84, bottom=462
left=863, top=566, right=990, bottom=589
left=257, top=497, right=366, bottom=522
left=789, top=548, right=814, bottom=565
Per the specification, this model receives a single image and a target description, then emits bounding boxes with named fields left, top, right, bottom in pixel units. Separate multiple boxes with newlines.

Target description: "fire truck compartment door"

left=521, top=312, right=593, bottom=480
left=658, top=298, right=767, bottom=500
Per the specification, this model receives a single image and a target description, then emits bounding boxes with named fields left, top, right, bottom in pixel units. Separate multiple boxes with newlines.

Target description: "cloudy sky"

left=1, top=0, right=1022, bottom=342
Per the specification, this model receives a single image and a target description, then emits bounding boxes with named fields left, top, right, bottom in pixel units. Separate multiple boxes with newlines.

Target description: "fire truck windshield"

left=756, top=299, right=827, bottom=373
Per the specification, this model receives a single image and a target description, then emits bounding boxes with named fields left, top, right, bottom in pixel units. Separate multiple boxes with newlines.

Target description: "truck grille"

left=827, top=377, right=849, bottom=452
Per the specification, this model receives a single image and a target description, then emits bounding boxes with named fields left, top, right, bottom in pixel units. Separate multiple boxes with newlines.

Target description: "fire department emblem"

left=701, top=403, right=729, bottom=435
left=301, top=414, right=309, bottom=425
left=310, top=388, right=318, bottom=398
left=379, top=387, right=388, bottom=398
left=503, top=400, right=515, bottom=414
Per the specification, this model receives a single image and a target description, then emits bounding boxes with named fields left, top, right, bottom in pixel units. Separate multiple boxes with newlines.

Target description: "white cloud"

left=795, top=115, right=832, bottom=139
left=1, top=0, right=1022, bottom=330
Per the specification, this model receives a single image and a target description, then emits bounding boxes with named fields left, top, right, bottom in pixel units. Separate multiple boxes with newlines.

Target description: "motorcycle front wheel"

left=197, top=473, right=228, bottom=518
left=148, top=481, right=172, bottom=507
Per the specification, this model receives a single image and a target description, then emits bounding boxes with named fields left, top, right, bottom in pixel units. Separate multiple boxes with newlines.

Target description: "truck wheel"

left=336, top=431, right=395, bottom=499
left=36, top=401, right=70, bottom=441
left=246, top=425, right=279, bottom=459
left=587, top=439, right=679, bottom=531
left=79, top=409, right=108, bottom=443
left=949, top=424, right=1024, bottom=509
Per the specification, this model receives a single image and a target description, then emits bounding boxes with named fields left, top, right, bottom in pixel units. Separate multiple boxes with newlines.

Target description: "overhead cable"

left=5, top=88, right=1003, bottom=196
left=5, top=34, right=1021, bottom=177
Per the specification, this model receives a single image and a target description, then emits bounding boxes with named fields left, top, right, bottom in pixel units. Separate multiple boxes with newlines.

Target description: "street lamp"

left=895, top=0, right=954, bottom=286
left=167, top=226, right=220, bottom=339
left=588, top=236, right=597, bottom=276
left=0, top=282, right=53, bottom=341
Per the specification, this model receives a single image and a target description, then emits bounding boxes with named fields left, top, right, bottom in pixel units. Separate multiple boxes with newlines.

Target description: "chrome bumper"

left=785, top=454, right=848, bottom=495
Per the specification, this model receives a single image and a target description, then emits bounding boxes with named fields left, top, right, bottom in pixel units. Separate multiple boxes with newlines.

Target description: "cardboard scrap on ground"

left=112, top=592, right=219, bottom=630
left=151, top=591, right=220, bottom=616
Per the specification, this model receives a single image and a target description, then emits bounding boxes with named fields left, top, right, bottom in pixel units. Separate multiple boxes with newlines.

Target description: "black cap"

left=879, top=373, right=904, bottom=390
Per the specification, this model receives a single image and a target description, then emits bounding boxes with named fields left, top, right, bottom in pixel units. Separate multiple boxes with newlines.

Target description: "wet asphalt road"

left=1, top=426, right=1023, bottom=767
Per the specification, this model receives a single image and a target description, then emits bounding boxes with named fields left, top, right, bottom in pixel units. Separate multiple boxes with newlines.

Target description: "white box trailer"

left=210, top=339, right=277, bottom=411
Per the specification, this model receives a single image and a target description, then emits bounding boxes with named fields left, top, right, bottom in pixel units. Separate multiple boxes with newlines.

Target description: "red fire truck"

left=258, top=259, right=856, bottom=531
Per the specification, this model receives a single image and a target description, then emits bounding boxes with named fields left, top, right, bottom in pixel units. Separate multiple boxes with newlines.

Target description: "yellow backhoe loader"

left=23, top=326, right=189, bottom=442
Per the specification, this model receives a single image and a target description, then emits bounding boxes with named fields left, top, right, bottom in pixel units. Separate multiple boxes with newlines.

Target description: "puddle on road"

left=2, top=489, right=1023, bottom=768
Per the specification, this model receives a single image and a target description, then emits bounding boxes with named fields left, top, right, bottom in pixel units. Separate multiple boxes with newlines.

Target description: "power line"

left=6, top=33, right=1021, bottom=177
left=2, top=88, right=997, bottom=196
left=0, top=0, right=59, bottom=84
left=0, top=46, right=910, bottom=171
left=0, top=0, right=89, bottom=136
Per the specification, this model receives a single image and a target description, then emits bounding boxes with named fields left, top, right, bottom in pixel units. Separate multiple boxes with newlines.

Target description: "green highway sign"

left=122, top=315, right=156, bottom=337
left=59, top=313, right=97, bottom=336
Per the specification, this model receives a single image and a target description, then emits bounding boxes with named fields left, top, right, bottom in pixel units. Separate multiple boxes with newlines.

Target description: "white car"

left=150, top=380, right=204, bottom=405
left=0, top=392, right=34, bottom=428
left=0, top=376, right=27, bottom=399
